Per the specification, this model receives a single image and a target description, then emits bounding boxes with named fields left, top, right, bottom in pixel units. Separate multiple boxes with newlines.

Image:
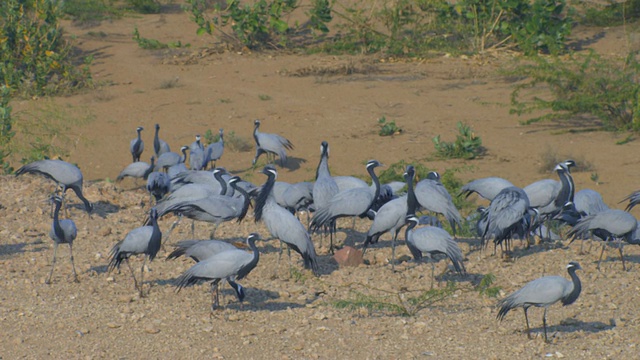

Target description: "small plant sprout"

left=378, top=116, right=402, bottom=136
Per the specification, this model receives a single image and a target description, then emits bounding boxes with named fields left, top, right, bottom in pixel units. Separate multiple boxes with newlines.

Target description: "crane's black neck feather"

left=254, top=171, right=275, bottom=222
left=405, top=166, right=418, bottom=216
left=230, top=180, right=251, bottom=223
left=52, top=198, right=65, bottom=241
left=554, top=167, right=575, bottom=208
left=562, top=264, right=582, bottom=306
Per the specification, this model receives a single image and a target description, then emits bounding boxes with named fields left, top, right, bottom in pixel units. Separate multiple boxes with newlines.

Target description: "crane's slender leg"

left=617, top=238, right=627, bottom=271
left=391, top=231, right=398, bottom=272
left=596, top=243, right=607, bottom=270
left=523, top=308, right=532, bottom=339
left=543, top=308, right=549, bottom=343
left=46, top=243, right=59, bottom=284
left=191, top=219, right=195, bottom=238
left=139, top=257, right=147, bottom=297
left=163, top=214, right=183, bottom=245
left=125, top=258, right=140, bottom=292
left=69, top=243, right=79, bottom=283
left=429, top=261, right=435, bottom=290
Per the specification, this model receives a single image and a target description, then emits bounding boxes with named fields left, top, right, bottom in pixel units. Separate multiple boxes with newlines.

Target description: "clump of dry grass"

left=538, top=147, right=595, bottom=173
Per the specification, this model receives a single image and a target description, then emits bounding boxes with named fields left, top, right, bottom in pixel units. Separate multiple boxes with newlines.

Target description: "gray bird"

left=156, top=145, right=188, bottom=172
left=189, top=147, right=206, bottom=171
left=153, top=123, right=171, bottom=157
left=252, top=119, right=294, bottom=166
left=482, top=186, right=533, bottom=255
left=459, top=177, right=514, bottom=201
left=168, top=162, right=188, bottom=179
left=567, top=209, right=638, bottom=270
left=47, top=195, right=79, bottom=284
left=333, top=175, right=369, bottom=192
left=576, top=189, right=609, bottom=215
left=108, top=207, right=162, bottom=297
left=130, top=126, right=144, bottom=163
left=190, top=134, right=204, bottom=153
left=158, top=176, right=251, bottom=239
left=312, top=141, right=340, bottom=250
left=175, top=233, right=261, bottom=310
left=414, top=171, right=463, bottom=235
left=254, top=165, right=319, bottom=275
left=146, top=171, right=171, bottom=203
left=206, top=129, right=224, bottom=168
left=16, top=159, right=93, bottom=214
left=167, top=238, right=248, bottom=305
left=310, top=160, right=383, bottom=236
left=497, top=261, right=582, bottom=342
left=116, top=156, right=155, bottom=182
left=404, top=214, right=466, bottom=285
left=363, top=165, right=415, bottom=269
left=279, top=181, right=314, bottom=215
left=167, top=239, right=238, bottom=262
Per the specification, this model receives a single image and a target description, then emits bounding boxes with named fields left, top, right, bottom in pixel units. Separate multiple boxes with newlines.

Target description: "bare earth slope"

left=3, top=11, right=640, bottom=360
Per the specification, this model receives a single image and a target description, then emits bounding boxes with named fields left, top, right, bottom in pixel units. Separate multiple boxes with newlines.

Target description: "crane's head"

left=366, top=159, right=382, bottom=170
left=567, top=261, right=582, bottom=271
left=262, top=165, right=277, bottom=179
left=426, top=171, right=440, bottom=181
left=155, top=123, right=160, bottom=130
left=149, top=207, right=158, bottom=220
left=137, top=126, right=144, bottom=132
left=228, top=176, right=240, bottom=185
left=405, top=214, right=419, bottom=226
left=195, top=134, right=201, bottom=142
left=50, top=195, right=63, bottom=205
left=180, top=145, right=189, bottom=153
left=403, top=165, right=415, bottom=181
left=320, top=141, right=329, bottom=157
left=219, top=128, right=224, bottom=137
left=254, top=119, right=261, bottom=127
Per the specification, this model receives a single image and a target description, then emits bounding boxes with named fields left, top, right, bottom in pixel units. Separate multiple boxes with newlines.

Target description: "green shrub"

left=433, top=122, right=484, bottom=160
left=0, top=0, right=93, bottom=97
left=582, top=0, right=640, bottom=27
left=0, top=87, right=15, bottom=174
left=204, top=129, right=252, bottom=152
left=377, top=116, right=402, bottom=136
left=509, top=51, right=640, bottom=133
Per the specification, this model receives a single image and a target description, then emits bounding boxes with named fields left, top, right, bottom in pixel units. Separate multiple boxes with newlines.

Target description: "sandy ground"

left=3, top=8, right=640, bottom=360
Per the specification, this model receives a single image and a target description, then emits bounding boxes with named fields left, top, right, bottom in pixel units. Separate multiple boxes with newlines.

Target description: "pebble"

left=144, top=326, right=160, bottom=334
left=106, top=322, right=121, bottom=329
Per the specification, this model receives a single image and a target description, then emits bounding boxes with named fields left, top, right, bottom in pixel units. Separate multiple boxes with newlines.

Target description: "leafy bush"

left=377, top=116, right=402, bottom=136
left=0, top=87, right=15, bottom=174
left=186, top=0, right=331, bottom=49
left=509, top=51, right=640, bottom=132
left=433, top=122, right=484, bottom=160
left=1, top=0, right=93, bottom=97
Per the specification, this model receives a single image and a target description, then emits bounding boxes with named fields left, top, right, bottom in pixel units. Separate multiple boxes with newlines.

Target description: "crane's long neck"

left=137, top=129, right=142, bottom=141
left=154, top=128, right=160, bottom=154
left=147, top=214, right=162, bottom=261
left=406, top=172, right=417, bottom=216
left=214, top=172, right=227, bottom=195
left=248, top=237, right=260, bottom=269
left=555, top=169, right=575, bottom=207
left=143, top=159, right=155, bottom=180
left=254, top=174, right=275, bottom=222
left=72, top=186, right=92, bottom=214
left=562, top=267, right=582, bottom=306
left=368, top=165, right=381, bottom=205
left=231, top=183, right=251, bottom=223
left=316, top=153, right=330, bottom=180
left=52, top=200, right=64, bottom=239
left=253, top=124, right=260, bottom=145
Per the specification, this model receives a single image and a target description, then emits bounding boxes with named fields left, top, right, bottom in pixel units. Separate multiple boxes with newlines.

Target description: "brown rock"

left=333, top=246, right=363, bottom=267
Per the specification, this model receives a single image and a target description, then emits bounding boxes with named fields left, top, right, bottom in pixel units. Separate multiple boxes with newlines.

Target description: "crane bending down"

left=497, top=261, right=582, bottom=342
left=16, top=159, right=93, bottom=215
left=175, top=233, right=261, bottom=310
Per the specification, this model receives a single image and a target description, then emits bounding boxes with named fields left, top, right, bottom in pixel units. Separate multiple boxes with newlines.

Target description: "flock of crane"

left=13, top=119, right=640, bottom=342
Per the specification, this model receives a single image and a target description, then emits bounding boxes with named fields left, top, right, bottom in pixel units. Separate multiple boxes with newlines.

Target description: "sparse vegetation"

left=433, top=122, right=484, bottom=160
left=204, top=129, right=252, bottom=152
left=159, top=77, right=181, bottom=89
left=0, top=87, right=15, bottom=174
left=258, top=94, right=272, bottom=101
left=60, top=0, right=123, bottom=24
left=475, top=273, right=501, bottom=298
left=333, top=282, right=457, bottom=317
left=133, top=27, right=189, bottom=49
left=538, top=147, right=594, bottom=173
left=377, top=116, right=402, bottom=136
left=12, top=101, right=94, bottom=165
left=509, top=51, right=640, bottom=133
